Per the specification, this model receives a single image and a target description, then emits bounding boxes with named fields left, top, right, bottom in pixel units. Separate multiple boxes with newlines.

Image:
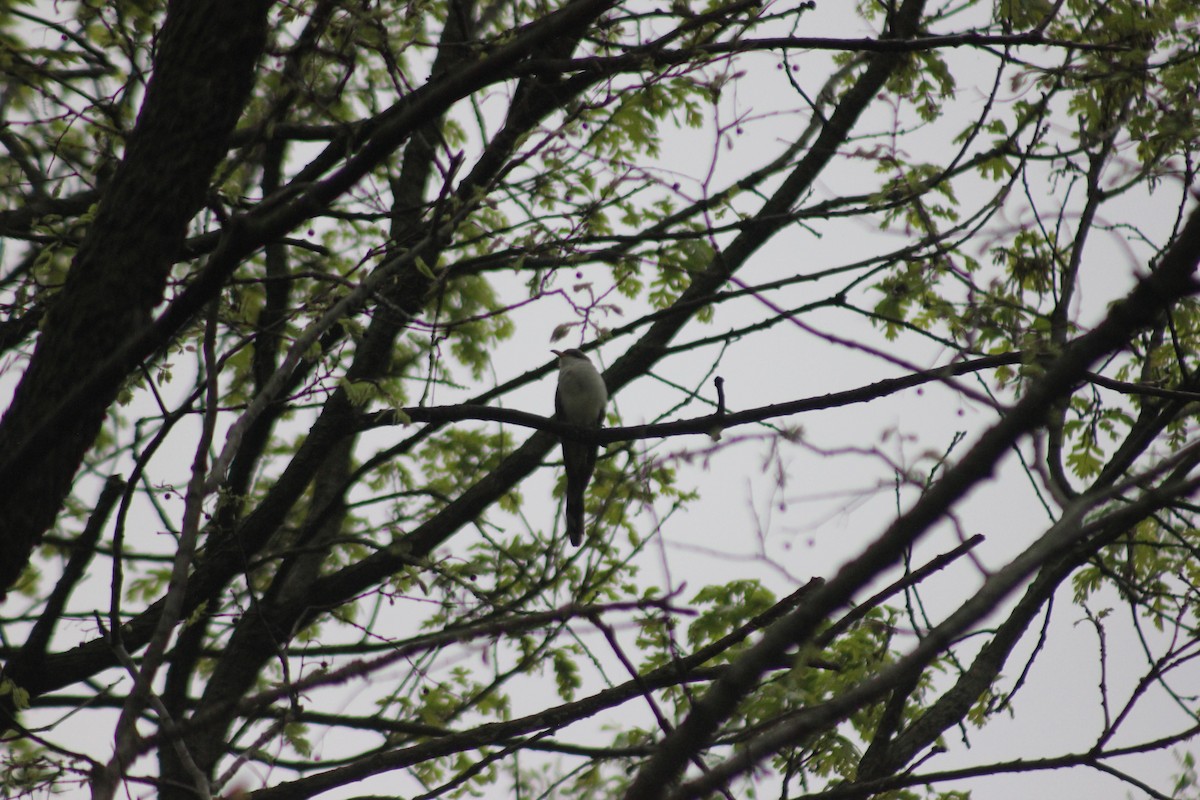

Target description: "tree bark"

left=0, top=0, right=272, bottom=595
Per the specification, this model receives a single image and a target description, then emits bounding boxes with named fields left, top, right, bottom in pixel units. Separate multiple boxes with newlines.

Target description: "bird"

left=553, top=348, right=607, bottom=546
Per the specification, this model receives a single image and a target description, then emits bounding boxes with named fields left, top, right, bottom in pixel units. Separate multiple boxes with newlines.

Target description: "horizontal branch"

left=359, top=352, right=1024, bottom=441
left=513, top=29, right=1126, bottom=81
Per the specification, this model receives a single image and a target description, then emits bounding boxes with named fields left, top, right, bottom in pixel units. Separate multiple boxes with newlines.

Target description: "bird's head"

left=552, top=348, right=589, bottom=364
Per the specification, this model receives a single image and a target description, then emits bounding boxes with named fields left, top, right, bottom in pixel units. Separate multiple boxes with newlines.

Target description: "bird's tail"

left=565, top=492, right=585, bottom=547
left=563, top=441, right=597, bottom=546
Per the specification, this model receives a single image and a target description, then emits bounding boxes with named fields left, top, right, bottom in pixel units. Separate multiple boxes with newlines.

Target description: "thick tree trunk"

left=0, top=0, right=271, bottom=595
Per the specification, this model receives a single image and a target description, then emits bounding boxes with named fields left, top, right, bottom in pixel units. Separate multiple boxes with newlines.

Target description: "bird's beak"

left=551, top=349, right=564, bottom=358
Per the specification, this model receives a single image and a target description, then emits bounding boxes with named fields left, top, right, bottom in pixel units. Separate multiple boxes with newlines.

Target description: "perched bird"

left=553, top=348, right=607, bottom=545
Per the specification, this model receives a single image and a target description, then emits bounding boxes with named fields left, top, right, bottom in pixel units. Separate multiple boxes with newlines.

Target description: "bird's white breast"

left=558, top=361, right=607, bottom=423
